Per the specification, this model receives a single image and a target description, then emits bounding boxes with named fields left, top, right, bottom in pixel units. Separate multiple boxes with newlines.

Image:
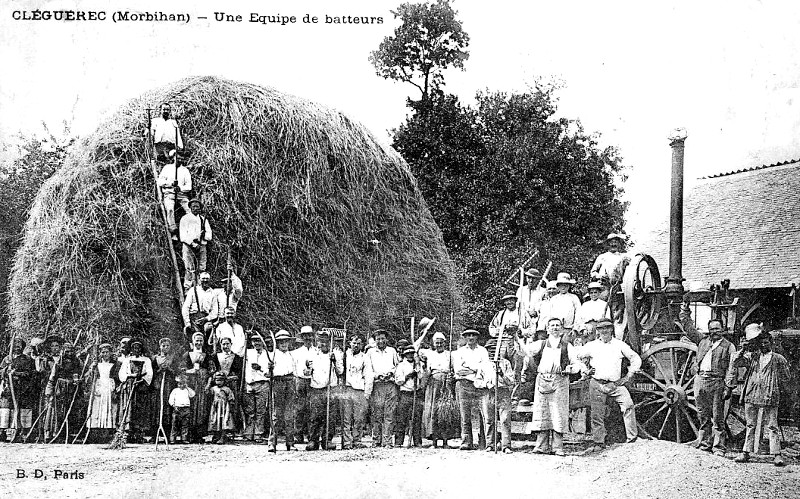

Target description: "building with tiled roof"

left=634, top=159, right=800, bottom=329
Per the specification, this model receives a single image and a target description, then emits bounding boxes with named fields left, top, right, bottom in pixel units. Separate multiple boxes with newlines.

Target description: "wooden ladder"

left=150, top=160, right=185, bottom=308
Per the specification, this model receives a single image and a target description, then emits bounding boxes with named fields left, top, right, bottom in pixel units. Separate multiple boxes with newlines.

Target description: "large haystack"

left=8, top=76, right=460, bottom=346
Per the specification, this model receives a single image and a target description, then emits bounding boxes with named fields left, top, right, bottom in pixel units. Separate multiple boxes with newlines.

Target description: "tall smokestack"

left=665, top=128, right=687, bottom=303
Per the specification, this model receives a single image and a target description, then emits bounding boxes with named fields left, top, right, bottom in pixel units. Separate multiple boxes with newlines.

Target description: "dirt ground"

left=0, top=437, right=797, bottom=499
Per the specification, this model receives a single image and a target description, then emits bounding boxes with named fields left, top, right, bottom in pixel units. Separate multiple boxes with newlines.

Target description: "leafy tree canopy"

left=369, top=0, right=469, bottom=103
left=392, top=88, right=628, bottom=326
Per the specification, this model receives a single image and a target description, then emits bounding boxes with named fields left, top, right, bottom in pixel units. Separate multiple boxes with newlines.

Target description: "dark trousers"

left=295, top=377, right=311, bottom=438
left=394, top=390, right=423, bottom=446
left=308, top=387, right=334, bottom=448
left=695, top=376, right=727, bottom=452
left=170, top=406, right=190, bottom=442
left=269, top=376, right=296, bottom=447
left=370, top=382, right=398, bottom=447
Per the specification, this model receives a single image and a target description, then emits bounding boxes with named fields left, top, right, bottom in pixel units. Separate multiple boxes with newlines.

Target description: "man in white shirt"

left=452, top=329, right=490, bottom=450
left=516, top=268, right=547, bottom=319
left=213, top=270, right=244, bottom=317
left=179, top=198, right=213, bottom=289
left=364, top=329, right=399, bottom=447
left=579, top=318, right=642, bottom=450
left=156, top=160, right=192, bottom=239
left=543, top=273, right=582, bottom=334
left=149, top=103, right=183, bottom=165
left=243, top=333, right=270, bottom=441
left=267, top=330, right=297, bottom=452
left=394, top=345, right=426, bottom=447
left=575, top=281, right=610, bottom=335
left=182, top=272, right=216, bottom=340
left=488, top=294, right=533, bottom=339
left=293, top=325, right=317, bottom=443
left=216, top=307, right=246, bottom=357
left=342, top=334, right=368, bottom=449
left=693, top=318, right=737, bottom=455
left=590, top=233, right=630, bottom=331
left=306, top=331, right=343, bottom=450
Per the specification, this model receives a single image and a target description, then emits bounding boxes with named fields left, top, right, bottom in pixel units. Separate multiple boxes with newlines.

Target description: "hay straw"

left=8, top=76, right=461, bottom=347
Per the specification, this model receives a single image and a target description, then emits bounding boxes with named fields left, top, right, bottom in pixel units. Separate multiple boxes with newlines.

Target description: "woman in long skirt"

left=183, top=332, right=213, bottom=442
left=420, top=332, right=457, bottom=447
left=87, top=343, right=116, bottom=440
left=117, top=339, right=153, bottom=443
left=151, top=338, right=179, bottom=440
left=212, top=337, right=243, bottom=432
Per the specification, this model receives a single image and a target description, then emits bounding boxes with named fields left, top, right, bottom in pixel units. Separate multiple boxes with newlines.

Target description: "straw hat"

left=432, top=332, right=446, bottom=342
left=587, top=281, right=604, bottom=291
left=191, top=332, right=205, bottom=342
left=199, top=272, right=211, bottom=280
left=555, top=272, right=576, bottom=285
left=501, top=294, right=518, bottom=302
left=606, top=233, right=626, bottom=243
left=525, top=268, right=542, bottom=278
left=462, top=329, right=479, bottom=337
left=188, top=198, right=203, bottom=208
left=596, top=318, right=614, bottom=329
left=275, top=330, right=291, bottom=341
left=300, top=325, right=314, bottom=336
left=402, top=345, right=416, bottom=356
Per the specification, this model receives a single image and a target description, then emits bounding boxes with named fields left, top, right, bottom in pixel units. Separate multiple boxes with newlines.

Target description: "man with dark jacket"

left=693, top=318, right=737, bottom=455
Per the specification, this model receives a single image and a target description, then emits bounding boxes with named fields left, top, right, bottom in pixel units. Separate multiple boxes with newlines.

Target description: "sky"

left=2, top=0, right=800, bottom=243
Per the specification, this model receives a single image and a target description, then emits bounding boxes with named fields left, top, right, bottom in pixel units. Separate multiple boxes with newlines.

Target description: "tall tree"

left=393, top=87, right=627, bottom=326
left=0, top=124, right=72, bottom=337
left=369, top=0, right=469, bottom=103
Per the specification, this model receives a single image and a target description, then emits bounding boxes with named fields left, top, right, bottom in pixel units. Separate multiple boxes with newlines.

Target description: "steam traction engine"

left=621, top=129, right=742, bottom=443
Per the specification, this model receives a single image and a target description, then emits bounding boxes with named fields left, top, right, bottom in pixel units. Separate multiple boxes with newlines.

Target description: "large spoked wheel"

left=631, top=340, right=699, bottom=443
left=622, top=253, right=663, bottom=351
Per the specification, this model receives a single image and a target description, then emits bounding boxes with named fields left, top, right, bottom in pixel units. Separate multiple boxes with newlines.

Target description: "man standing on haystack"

left=182, top=272, right=217, bottom=342
left=156, top=156, right=192, bottom=241
left=364, top=329, right=399, bottom=448
left=180, top=198, right=212, bottom=289
left=213, top=269, right=244, bottom=318
left=293, top=325, right=317, bottom=444
left=149, top=103, right=183, bottom=166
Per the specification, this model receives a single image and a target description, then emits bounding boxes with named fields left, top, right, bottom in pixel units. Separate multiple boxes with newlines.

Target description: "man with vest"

left=688, top=318, right=737, bottom=455
left=342, top=333, right=368, bottom=449
left=182, top=272, right=217, bottom=341
left=156, top=159, right=192, bottom=240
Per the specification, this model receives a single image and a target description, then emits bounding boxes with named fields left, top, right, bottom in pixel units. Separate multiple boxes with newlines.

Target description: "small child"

left=208, top=372, right=235, bottom=444
left=169, top=374, right=195, bottom=443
